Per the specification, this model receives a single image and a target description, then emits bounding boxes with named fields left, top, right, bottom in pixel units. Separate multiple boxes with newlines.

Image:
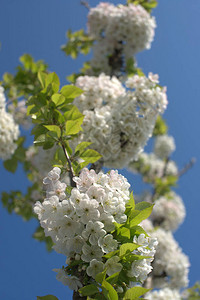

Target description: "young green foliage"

left=62, top=29, right=94, bottom=58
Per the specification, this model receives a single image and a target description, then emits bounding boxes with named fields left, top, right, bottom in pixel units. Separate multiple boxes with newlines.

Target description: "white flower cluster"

left=0, top=86, right=20, bottom=160
left=128, top=234, right=158, bottom=282
left=0, top=86, right=6, bottom=109
left=8, top=100, right=32, bottom=129
left=87, top=3, right=156, bottom=75
left=154, top=135, right=176, bottom=159
left=34, top=167, right=157, bottom=290
left=129, top=152, right=178, bottom=182
left=146, top=287, right=181, bottom=300
left=151, top=228, right=190, bottom=289
left=74, top=73, right=167, bottom=168
left=151, top=192, right=186, bottom=231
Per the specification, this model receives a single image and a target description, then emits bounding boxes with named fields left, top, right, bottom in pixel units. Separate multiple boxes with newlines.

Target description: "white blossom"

left=74, top=73, right=167, bottom=168
left=54, top=269, right=82, bottom=291
left=146, top=287, right=181, bottom=300
left=151, top=192, right=186, bottom=231
left=87, top=3, right=156, bottom=75
left=154, top=135, right=176, bottom=159
left=104, top=256, right=123, bottom=276
left=0, top=109, right=20, bottom=160
left=86, top=259, right=104, bottom=279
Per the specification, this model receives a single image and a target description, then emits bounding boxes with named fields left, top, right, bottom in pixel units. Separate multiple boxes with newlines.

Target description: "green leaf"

left=46, top=72, right=60, bottom=93
left=95, top=269, right=107, bottom=284
left=80, top=149, right=102, bottom=167
left=79, top=284, right=99, bottom=296
left=123, top=287, right=150, bottom=299
left=43, top=125, right=61, bottom=138
left=60, top=85, right=83, bottom=99
left=3, top=157, right=18, bottom=173
left=51, top=93, right=65, bottom=106
left=102, top=280, right=118, bottom=300
left=65, top=119, right=83, bottom=135
left=119, top=243, right=139, bottom=257
left=126, top=192, right=135, bottom=210
left=64, top=105, right=84, bottom=121
left=37, top=295, right=59, bottom=300
left=130, top=203, right=154, bottom=227
left=106, top=272, right=119, bottom=285
left=75, top=142, right=92, bottom=155
left=130, top=226, right=148, bottom=238
left=116, top=227, right=130, bottom=241
left=38, top=71, right=47, bottom=89
left=104, top=250, right=119, bottom=259
left=34, top=134, right=46, bottom=146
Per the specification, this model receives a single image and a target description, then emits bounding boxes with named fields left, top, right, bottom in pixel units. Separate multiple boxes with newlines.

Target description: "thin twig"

left=61, top=143, right=76, bottom=187
left=178, top=157, right=196, bottom=177
left=80, top=1, right=90, bottom=10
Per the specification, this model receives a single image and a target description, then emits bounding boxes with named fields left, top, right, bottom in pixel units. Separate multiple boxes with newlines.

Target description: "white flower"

left=104, top=256, right=123, bottom=276
left=0, top=86, right=6, bottom=109
left=73, top=73, right=167, bottom=168
left=81, top=244, right=103, bottom=262
left=98, top=234, right=118, bottom=253
left=82, top=221, right=106, bottom=245
left=128, top=259, right=153, bottom=282
left=146, top=288, right=182, bottom=300
left=154, top=135, right=176, bottom=159
left=54, top=269, right=82, bottom=291
left=0, top=110, right=20, bottom=160
left=86, top=259, right=104, bottom=279
left=76, top=197, right=100, bottom=224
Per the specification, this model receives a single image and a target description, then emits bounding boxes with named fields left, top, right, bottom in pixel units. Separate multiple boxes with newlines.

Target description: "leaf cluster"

left=127, top=0, right=157, bottom=12
left=2, top=54, right=48, bottom=101
left=62, top=29, right=94, bottom=59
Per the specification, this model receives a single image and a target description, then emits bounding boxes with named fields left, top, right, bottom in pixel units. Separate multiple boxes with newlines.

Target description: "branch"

left=80, top=1, right=90, bottom=10
left=178, top=157, right=196, bottom=177
left=61, top=143, right=76, bottom=187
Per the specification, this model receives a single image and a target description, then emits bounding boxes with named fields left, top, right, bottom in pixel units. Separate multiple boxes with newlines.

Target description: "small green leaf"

left=64, top=105, right=83, bottom=121
left=79, top=284, right=99, bottom=296
left=65, top=119, right=83, bottom=135
left=60, top=85, right=83, bottom=99
left=3, top=157, right=18, bottom=173
left=95, top=269, right=107, bottom=284
left=119, top=243, right=139, bottom=257
left=38, top=71, right=47, bottom=89
left=80, top=149, right=102, bottom=167
left=37, top=295, right=59, bottom=300
left=75, top=142, right=92, bottom=155
left=51, top=93, right=65, bottom=106
left=126, top=192, right=135, bottom=210
left=106, top=272, right=119, bottom=285
left=130, top=203, right=154, bottom=227
left=43, top=125, right=61, bottom=138
left=123, top=287, right=150, bottom=299
left=46, top=72, right=60, bottom=92
left=102, top=280, right=118, bottom=300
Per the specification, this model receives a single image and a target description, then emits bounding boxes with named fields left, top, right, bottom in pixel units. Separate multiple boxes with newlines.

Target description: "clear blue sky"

left=0, top=1, right=200, bottom=299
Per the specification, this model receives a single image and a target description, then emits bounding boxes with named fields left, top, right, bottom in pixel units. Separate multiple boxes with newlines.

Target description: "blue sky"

left=0, top=0, right=200, bottom=299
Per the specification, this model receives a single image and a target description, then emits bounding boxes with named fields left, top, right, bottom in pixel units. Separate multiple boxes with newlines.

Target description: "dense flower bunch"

left=0, top=86, right=6, bottom=108
left=129, top=151, right=178, bottom=182
left=150, top=191, right=186, bottom=231
left=34, top=167, right=157, bottom=292
left=146, top=287, right=182, bottom=300
left=150, top=228, right=190, bottom=289
left=0, top=86, right=20, bottom=160
left=87, top=3, right=156, bottom=75
left=154, top=135, right=176, bottom=159
left=74, top=73, right=167, bottom=168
